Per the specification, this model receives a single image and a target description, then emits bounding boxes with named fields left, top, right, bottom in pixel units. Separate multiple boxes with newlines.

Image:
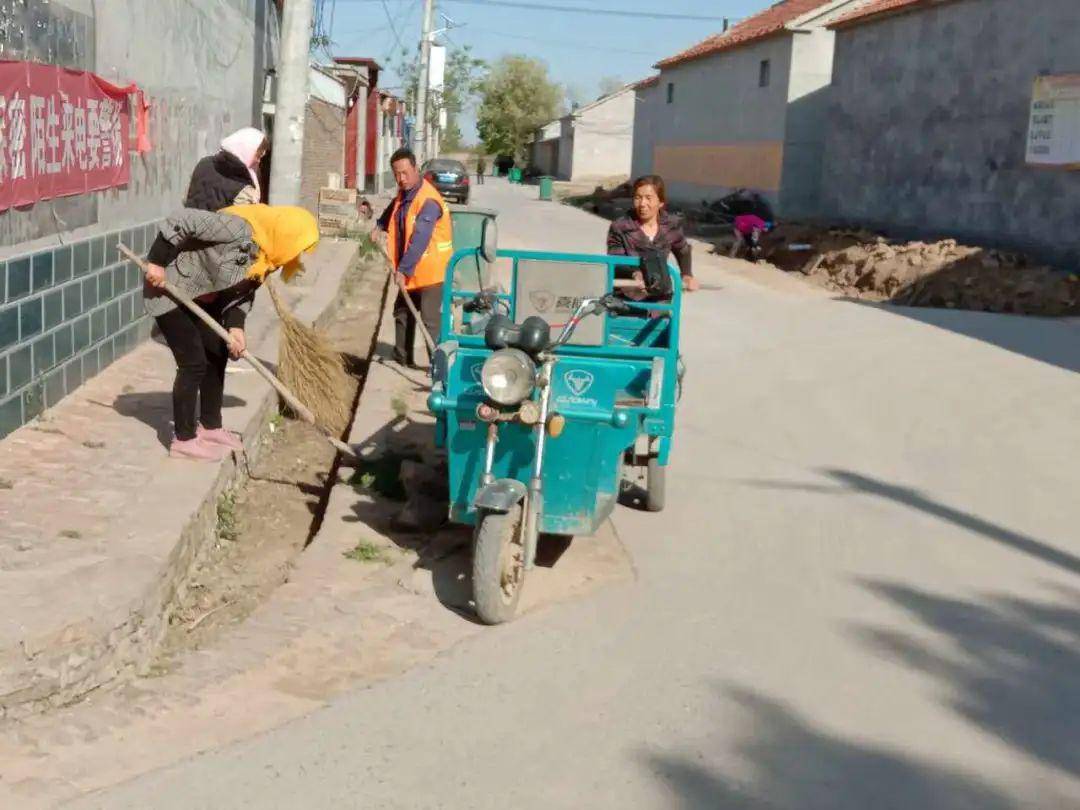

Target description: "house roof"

left=633, top=75, right=661, bottom=89
left=654, top=0, right=834, bottom=69
left=828, top=0, right=958, bottom=29
left=334, top=57, right=382, bottom=69
left=570, top=84, right=635, bottom=116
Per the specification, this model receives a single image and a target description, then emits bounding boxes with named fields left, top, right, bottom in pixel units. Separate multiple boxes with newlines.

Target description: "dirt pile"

left=561, top=178, right=632, bottom=215
left=761, top=225, right=1080, bottom=316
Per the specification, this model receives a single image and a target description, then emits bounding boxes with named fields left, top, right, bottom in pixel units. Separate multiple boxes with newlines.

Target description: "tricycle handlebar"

left=551, top=295, right=634, bottom=348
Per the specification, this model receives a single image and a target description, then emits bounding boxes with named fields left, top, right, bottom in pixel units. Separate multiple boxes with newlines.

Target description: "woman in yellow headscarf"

left=143, top=205, right=319, bottom=461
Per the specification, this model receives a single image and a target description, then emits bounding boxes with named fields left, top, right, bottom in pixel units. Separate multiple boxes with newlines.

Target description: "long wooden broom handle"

left=374, top=238, right=437, bottom=354
left=118, top=244, right=358, bottom=461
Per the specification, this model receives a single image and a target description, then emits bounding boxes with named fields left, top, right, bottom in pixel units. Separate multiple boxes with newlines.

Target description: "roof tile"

left=828, top=0, right=958, bottom=29
left=655, top=0, right=834, bottom=69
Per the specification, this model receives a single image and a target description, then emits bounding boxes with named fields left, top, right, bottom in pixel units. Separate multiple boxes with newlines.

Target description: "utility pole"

left=269, top=0, right=315, bottom=205
left=413, top=0, right=435, bottom=163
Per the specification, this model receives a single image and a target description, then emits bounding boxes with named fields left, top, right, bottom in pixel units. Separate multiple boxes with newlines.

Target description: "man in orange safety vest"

left=374, top=147, right=454, bottom=368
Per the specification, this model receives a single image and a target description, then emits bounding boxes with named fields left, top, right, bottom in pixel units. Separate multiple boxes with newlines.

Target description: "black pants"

left=155, top=302, right=229, bottom=441
left=394, top=283, right=442, bottom=365
left=476, top=172, right=485, bottom=185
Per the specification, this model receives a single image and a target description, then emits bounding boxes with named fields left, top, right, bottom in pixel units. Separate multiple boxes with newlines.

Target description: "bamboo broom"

left=266, top=280, right=351, bottom=433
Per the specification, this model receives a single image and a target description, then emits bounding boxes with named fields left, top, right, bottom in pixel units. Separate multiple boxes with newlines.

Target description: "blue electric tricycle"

left=429, top=223, right=682, bottom=624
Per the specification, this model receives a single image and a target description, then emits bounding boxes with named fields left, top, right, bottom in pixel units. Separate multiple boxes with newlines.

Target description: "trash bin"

left=449, top=205, right=498, bottom=292
left=508, top=167, right=523, bottom=184
left=538, top=176, right=554, bottom=201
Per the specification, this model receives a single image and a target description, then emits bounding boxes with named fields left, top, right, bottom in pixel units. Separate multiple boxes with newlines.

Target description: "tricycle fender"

left=474, top=479, right=527, bottom=513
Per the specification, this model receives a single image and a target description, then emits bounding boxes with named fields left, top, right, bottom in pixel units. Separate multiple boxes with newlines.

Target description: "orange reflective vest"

left=385, top=180, right=454, bottom=291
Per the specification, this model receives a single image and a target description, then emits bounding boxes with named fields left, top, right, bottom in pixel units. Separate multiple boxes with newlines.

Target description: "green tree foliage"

left=477, top=56, right=561, bottom=158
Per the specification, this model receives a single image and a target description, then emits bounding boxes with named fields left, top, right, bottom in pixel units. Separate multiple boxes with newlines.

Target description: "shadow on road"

left=341, top=412, right=479, bottom=621
left=642, top=684, right=1016, bottom=810
left=852, top=579, right=1080, bottom=779
left=840, top=299, right=1080, bottom=376
left=746, top=468, right=1080, bottom=577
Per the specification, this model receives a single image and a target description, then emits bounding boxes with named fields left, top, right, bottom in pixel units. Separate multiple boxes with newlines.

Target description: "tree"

left=598, top=75, right=626, bottom=96
left=477, top=56, right=561, bottom=159
left=396, top=45, right=487, bottom=152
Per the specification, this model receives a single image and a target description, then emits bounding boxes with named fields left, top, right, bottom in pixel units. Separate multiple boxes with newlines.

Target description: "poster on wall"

left=1026, top=74, right=1080, bottom=169
left=0, top=60, right=149, bottom=213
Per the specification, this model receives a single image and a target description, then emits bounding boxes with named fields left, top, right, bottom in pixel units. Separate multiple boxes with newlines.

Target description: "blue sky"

left=327, top=0, right=769, bottom=143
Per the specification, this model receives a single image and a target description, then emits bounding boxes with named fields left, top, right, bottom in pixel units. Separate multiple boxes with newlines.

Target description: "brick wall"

left=0, top=223, right=160, bottom=439
left=300, top=98, right=346, bottom=215
left=0, top=0, right=277, bottom=440
left=821, top=0, right=1080, bottom=265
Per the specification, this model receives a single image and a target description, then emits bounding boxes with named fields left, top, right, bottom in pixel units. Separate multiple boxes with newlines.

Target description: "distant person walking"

left=476, top=155, right=486, bottom=185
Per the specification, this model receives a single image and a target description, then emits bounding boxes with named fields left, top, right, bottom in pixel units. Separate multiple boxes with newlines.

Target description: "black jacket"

left=607, top=211, right=692, bottom=278
left=184, top=151, right=256, bottom=211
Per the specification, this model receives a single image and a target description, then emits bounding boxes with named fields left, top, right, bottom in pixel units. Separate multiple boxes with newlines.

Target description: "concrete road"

left=75, top=180, right=1080, bottom=809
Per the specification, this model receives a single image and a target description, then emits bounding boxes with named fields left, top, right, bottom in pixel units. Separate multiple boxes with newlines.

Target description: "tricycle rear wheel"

left=646, top=458, right=666, bottom=513
left=473, top=504, right=525, bottom=625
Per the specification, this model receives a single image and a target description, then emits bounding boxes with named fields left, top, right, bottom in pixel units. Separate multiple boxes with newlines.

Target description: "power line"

left=460, top=24, right=654, bottom=55
left=453, top=0, right=731, bottom=20
left=335, top=23, right=393, bottom=37
left=339, top=0, right=735, bottom=21
left=379, top=0, right=410, bottom=56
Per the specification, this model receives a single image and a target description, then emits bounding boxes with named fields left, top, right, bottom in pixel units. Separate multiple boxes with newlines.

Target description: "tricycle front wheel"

left=646, top=458, right=666, bottom=513
left=473, top=505, right=525, bottom=625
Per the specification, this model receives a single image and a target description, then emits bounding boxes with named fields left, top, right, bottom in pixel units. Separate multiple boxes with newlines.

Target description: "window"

left=666, top=82, right=674, bottom=104
left=759, top=59, right=771, bottom=88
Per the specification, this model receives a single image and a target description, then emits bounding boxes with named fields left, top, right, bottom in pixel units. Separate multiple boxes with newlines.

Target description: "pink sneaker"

left=197, top=426, right=244, bottom=452
left=169, top=437, right=229, bottom=461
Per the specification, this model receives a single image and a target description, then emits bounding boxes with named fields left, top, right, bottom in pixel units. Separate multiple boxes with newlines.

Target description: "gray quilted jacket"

left=143, top=208, right=261, bottom=326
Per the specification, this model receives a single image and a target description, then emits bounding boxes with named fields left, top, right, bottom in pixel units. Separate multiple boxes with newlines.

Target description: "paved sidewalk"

left=0, top=239, right=358, bottom=719
left=0, top=234, right=628, bottom=810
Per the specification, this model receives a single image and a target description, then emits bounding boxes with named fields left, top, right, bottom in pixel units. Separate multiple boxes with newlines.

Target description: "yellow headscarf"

left=220, top=204, right=320, bottom=283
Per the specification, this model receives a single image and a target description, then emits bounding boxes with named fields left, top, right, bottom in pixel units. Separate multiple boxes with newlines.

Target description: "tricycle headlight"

left=481, top=348, right=536, bottom=406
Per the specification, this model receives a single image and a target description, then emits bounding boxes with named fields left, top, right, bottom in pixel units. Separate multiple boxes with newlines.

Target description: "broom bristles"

left=268, top=281, right=352, bottom=432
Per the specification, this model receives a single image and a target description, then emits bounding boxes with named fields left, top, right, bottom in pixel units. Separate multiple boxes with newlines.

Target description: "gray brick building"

left=820, top=0, right=1080, bottom=265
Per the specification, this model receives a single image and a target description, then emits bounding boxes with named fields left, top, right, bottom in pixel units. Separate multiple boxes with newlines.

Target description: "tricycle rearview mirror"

left=480, top=217, right=498, bottom=264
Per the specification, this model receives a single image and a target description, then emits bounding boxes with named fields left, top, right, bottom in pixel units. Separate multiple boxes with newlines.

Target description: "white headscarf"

left=220, top=127, right=266, bottom=197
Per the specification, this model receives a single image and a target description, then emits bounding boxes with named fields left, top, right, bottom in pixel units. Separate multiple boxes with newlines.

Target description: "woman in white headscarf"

left=183, top=127, right=268, bottom=211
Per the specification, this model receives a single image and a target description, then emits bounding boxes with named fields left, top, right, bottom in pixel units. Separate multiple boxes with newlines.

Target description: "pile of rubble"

left=564, top=178, right=632, bottom=216
left=761, top=226, right=1080, bottom=316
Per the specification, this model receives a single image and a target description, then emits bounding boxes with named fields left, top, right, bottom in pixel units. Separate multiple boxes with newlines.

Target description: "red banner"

left=0, top=61, right=148, bottom=213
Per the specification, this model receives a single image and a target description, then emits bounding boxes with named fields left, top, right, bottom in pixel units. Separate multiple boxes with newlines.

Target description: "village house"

left=819, top=0, right=1080, bottom=266
left=530, top=85, right=636, bottom=182
left=634, top=0, right=870, bottom=217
